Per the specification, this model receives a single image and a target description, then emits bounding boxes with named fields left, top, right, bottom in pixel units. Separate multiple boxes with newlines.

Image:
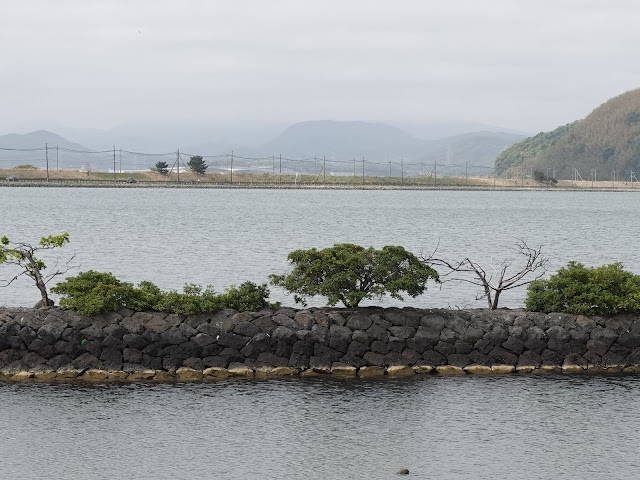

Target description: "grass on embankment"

left=1, top=167, right=639, bottom=189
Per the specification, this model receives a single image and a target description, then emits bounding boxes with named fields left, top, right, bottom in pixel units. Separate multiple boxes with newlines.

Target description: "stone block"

left=203, top=367, right=230, bottom=379
left=175, top=367, right=203, bottom=381
left=491, top=364, right=515, bottom=374
left=387, top=365, right=414, bottom=377
left=331, top=363, right=357, bottom=376
left=228, top=362, right=254, bottom=377
left=464, top=365, right=493, bottom=375
left=436, top=365, right=465, bottom=375
left=346, top=314, right=372, bottom=331
left=412, top=365, right=433, bottom=374
left=358, top=366, right=386, bottom=377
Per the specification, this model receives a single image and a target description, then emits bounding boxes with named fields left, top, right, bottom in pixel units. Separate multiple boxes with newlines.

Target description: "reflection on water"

left=1, top=375, right=640, bottom=479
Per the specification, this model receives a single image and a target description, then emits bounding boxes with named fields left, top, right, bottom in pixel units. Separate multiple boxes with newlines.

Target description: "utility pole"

left=389, top=161, right=392, bottom=178
left=230, top=150, right=234, bottom=184
left=353, top=158, right=356, bottom=177
left=272, top=155, right=275, bottom=176
left=113, top=145, right=116, bottom=183
left=434, top=161, right=437, bottom=186
left=119, top=149, right=122, bottom=173
left=45, top=143, right=49, bottom=182
left=314, top=156, right=317, bottom=176
left=177, top=149, right=180, bottom=182
left=401, top=158, right=404, bottom=185
left=279, top=154, right=282, bottom=184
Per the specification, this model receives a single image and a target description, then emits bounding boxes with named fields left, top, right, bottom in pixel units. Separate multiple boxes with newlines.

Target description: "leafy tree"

left=0, top=233, right=73, bottom=306
left=533, top=169, right=558, bottom=185
left=187, top=155, right=208, bottom=175
left=270, top=244, right=439, bottom=307
left=155, top=161, right=169, bottom=175
left=525, top=262, right=640, bottom=315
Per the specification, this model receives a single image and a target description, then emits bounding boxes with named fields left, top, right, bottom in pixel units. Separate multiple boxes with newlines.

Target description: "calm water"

left=1, top=375, right=640, bottom=479
left=1, top=188, right=639, bottom=308
left=3, top=188, right=640, bottom=479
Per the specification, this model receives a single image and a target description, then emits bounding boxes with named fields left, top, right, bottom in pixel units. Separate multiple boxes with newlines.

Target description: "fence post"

left=323, top=156, right=326, bottom=184
left=45, top=143, right=49, bottom=182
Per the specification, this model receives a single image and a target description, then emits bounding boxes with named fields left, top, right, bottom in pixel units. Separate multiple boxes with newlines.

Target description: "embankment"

left=1, top=306, right=639, bottom=381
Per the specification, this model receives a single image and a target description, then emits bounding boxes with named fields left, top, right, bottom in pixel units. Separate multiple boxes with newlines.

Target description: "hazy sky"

left=2, top=0, right=640, bottom=135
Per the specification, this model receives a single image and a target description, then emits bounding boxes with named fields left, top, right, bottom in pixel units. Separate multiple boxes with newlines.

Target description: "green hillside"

left=495, top=88, right=640, bottom=180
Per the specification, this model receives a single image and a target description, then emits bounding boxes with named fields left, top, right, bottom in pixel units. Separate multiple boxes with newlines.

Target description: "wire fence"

left=0, top=144, right=501, bottom=186
left=1, top=144, right=638, bottom=187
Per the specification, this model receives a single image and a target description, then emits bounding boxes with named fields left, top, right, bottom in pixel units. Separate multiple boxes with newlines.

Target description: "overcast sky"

left=2, top=0, right=640, bottom=136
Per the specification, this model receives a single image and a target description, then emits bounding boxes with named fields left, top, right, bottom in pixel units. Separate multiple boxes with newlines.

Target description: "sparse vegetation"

left=495, top=123, right=576, bottom=176
left=495, top=88, right=640, bottom=180
left=52, top=270, right=278, bottom=315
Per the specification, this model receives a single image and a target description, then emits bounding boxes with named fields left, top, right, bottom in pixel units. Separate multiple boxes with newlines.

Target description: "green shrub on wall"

left=52, top=271, right=276, bottom=315
left=52, top=271, right=159, bottom=315
left=525, top=262, right=640, bottom=315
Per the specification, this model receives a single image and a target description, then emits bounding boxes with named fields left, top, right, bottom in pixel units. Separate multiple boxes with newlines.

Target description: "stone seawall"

left=1, top=306, right=640, bottom=382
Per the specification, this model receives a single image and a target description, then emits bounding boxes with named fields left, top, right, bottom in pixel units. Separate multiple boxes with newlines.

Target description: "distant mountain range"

left=0, top=121, right=525, bottom=175
left=0, top=130, right=89, bottom=151
left=496, top=88, right=640, bottom=180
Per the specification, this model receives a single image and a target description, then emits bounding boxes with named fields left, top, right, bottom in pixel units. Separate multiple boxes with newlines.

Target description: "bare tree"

left=0, top=233, right=75, bottom=307
left=423, top=239, right=548, bottom=309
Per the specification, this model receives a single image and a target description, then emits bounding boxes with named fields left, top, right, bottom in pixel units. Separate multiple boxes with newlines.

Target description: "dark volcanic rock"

left=3, top=307, right=640, bottom=376
left=217, top=332, right=250, bottom=351
left=72, top=353, right=103, bottom=370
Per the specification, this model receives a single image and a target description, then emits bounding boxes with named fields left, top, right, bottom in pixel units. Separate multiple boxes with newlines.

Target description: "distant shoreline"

left=1, top=179, right=638, bottom=192
left=1, top=168, right=638, bottom=192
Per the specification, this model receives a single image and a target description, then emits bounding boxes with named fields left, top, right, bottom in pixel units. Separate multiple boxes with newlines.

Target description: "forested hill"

left=495, top=88, right=640, bottom=179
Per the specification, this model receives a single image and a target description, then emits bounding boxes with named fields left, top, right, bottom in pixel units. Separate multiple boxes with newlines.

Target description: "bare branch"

left=423, top=238, right=548, bottom=309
